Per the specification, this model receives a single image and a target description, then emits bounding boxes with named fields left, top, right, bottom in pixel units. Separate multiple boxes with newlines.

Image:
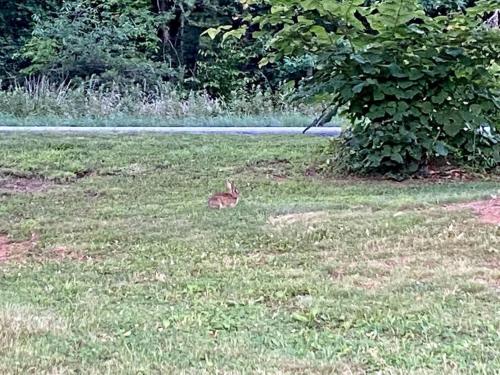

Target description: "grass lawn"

left=0, top=134, right=498, bottom=374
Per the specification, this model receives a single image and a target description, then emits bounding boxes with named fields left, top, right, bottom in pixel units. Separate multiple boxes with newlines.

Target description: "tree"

left=20, top=0, right=172, bottom=85
left=152, top=0, right=250, bottom=86
left=16, top=0, right=261, bottom=91
left=0, top=1, right=61, bottom=84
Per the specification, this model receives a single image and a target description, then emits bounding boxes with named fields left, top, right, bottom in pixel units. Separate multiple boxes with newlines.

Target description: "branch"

left=303, top=102, right=341, bottom=134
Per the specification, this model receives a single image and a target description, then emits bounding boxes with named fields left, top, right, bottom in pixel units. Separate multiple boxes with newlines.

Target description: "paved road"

left=0, top=126, right=342, bottom=137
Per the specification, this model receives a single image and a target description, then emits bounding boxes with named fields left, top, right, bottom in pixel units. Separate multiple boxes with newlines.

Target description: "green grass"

left=0, top=134, right=498, bottom=374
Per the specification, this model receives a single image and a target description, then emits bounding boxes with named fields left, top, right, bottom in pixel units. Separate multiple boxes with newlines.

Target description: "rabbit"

left=208, top=180, right=240, bottom=209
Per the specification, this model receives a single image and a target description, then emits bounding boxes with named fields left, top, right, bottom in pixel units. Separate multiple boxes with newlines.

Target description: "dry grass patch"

left=271, top=358, right=365, bottom=375
left=0, top=304, right=67, bottom=349
left=48, top=246, right=94, bottom=262
left=235, top=158, right=292, bottom=182
left=322, top=218, right=499, bottom=291
left=326, top=252, right=500, bottom=292
left=268, top=211, right=331, bottom=227
left=0, top=305, right=68, bottom=375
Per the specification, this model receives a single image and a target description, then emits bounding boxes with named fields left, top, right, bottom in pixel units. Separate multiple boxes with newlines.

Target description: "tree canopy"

left=0, top=0, right=489, bottom=91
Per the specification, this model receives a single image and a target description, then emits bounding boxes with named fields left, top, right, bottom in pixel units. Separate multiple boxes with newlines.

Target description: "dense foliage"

left=1, top=0, right=498, bottom=176
left=0, top=1, right=241, bottom=90
left=1, top=0, right=483, bottom=90
left=213, top=0, right=499, bottom=176
left=21, top=0, right=167, bottom=86
left=0, top=1, right=61, bottom=85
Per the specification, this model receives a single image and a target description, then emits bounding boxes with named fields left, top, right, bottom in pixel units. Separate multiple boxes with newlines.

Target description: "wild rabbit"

left=208, top=180, right=240, bottom=209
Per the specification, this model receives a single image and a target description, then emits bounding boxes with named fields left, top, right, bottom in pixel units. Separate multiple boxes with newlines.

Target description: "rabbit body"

left=208, top=181, right=240, bottom=209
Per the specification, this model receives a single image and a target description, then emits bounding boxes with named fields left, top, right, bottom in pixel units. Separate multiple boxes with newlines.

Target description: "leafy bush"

left=421, top=0, right=471, bottom=15
left=217, top=0, right=499, bottom=177
left=196, top=39, right=263, bottom=96
left=20, top=0, right=172, bottom=86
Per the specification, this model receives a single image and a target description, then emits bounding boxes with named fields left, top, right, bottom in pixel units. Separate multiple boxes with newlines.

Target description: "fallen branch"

left=303, top=102, right=340, bottom=134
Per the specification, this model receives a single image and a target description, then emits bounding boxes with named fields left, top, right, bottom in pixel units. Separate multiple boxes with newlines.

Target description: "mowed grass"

left=0, top=134, right=498, bottom=374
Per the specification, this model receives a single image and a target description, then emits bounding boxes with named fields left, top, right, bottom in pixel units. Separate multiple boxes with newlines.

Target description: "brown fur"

left=208, top=181, right=240, bottom=209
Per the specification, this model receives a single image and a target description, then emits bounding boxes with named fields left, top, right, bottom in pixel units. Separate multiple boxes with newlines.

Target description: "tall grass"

left=0, top=78, right=322, bottom=127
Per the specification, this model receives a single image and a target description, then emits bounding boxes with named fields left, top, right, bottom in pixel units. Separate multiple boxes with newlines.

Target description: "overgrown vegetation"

left=0, top=134, right=499, bottom=373
left=1, top=0, right=499, bottom=176
left=1, top=0, right=269, bottom=93
left=1, top=0, right=494, bottom=92
left=215, top=0, right=500, bottom=177
left=0, top=78, right=318, bottom=127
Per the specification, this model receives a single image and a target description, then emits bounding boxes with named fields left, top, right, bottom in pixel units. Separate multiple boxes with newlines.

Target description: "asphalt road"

left=0, top=126, right=342, bottom=137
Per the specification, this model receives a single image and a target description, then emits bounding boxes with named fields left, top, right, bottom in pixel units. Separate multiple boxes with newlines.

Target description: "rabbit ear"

left=226, top=180, right=232, bottom=190
left=230, top=181, right=238, bottom=194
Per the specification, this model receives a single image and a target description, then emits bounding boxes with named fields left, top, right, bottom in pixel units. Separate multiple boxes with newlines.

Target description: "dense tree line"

left=0, top=0, right=479, bottom=94
left=0, top=0, right=256, bottom=93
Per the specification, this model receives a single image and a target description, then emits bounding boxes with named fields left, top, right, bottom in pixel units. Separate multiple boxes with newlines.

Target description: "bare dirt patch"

left=415, top=164, right=474, bottom=181
left=413, top=162, right=500, bottom=182
left=0, top=177, right=55, bottom=193
left=447, top=198, right=500, bottom=226
left=0, top=233, right=38, bottom=262
left=0, top=234, right=93, bottom=263
left=304, top=166, right=319, bottom=178
left=304, top=161, right=499, bottom=184
left=268, top=211, right=330, bottom=227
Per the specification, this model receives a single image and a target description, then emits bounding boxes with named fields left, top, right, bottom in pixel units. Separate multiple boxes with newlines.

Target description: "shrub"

left=215, top=0, right=500, bottom=177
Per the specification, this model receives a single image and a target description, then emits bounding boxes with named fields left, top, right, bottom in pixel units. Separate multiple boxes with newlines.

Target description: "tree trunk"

left=152, top=0, right=182, bottom=66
